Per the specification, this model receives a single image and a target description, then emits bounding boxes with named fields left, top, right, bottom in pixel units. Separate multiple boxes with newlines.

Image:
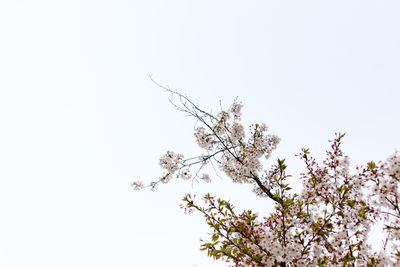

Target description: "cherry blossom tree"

left=133, top=80, right=400, bottom=266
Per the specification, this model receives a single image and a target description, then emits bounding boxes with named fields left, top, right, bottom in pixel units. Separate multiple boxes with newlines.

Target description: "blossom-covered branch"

left=136, top=83, right=400, bottom=266
left=133, top=77, right=280, bottom=200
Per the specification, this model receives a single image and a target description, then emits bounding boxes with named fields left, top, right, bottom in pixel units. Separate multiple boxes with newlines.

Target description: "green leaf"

left=368, top=161, right=376, bottom=170
left=212, top=234, right=219, bottom=242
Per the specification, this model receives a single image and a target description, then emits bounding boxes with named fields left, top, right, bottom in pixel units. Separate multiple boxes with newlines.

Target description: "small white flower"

left=160, top=173, right=172, bottom=184
left=131, top=181, right=144, bottom=190
left=230, top=101, right=243, bottom=120
left=180, top=168, right=192, bottom=180
left=230, top=123, right=245, bottom=142
left=202, top=173, right=211, bottom=183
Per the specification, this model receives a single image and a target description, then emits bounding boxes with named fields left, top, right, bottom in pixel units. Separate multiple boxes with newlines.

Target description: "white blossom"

left=159, top=151, right=183, bottom=173
left=230, top=122, right=245, bottom=142
left=202, top=173, right=211, bottom=183
left=230, top=101, right=243, bottom=120
left=131, top=181, right=144, bottom=190
left=194, top=127, right=215, bottom=149
left=180, top=168, right=192, bottom=180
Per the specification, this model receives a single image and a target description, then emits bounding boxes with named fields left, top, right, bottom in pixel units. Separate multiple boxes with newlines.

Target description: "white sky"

left=0, top=1, right=399, bottom=266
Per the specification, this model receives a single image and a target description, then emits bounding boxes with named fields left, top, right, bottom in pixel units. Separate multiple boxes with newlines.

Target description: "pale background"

left=0, top=1, right=399, bottom=266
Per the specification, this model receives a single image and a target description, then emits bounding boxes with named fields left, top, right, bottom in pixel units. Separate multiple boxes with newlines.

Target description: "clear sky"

left=0, top=1, right=399, bottom=266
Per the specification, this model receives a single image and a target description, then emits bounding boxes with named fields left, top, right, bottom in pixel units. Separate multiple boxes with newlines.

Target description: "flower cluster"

left=365, top=152, right=400, bottom=261
left=182, top=134, right=397, bottom=266
left=133, top=96, right=279, bottom=190
left=136, top=88, right=399, bottom=266
left=159, top=150, right=183, bottom=173
left=131, top=181, right=144, bottom=190
left=194, top=127, right=216, bottom=149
